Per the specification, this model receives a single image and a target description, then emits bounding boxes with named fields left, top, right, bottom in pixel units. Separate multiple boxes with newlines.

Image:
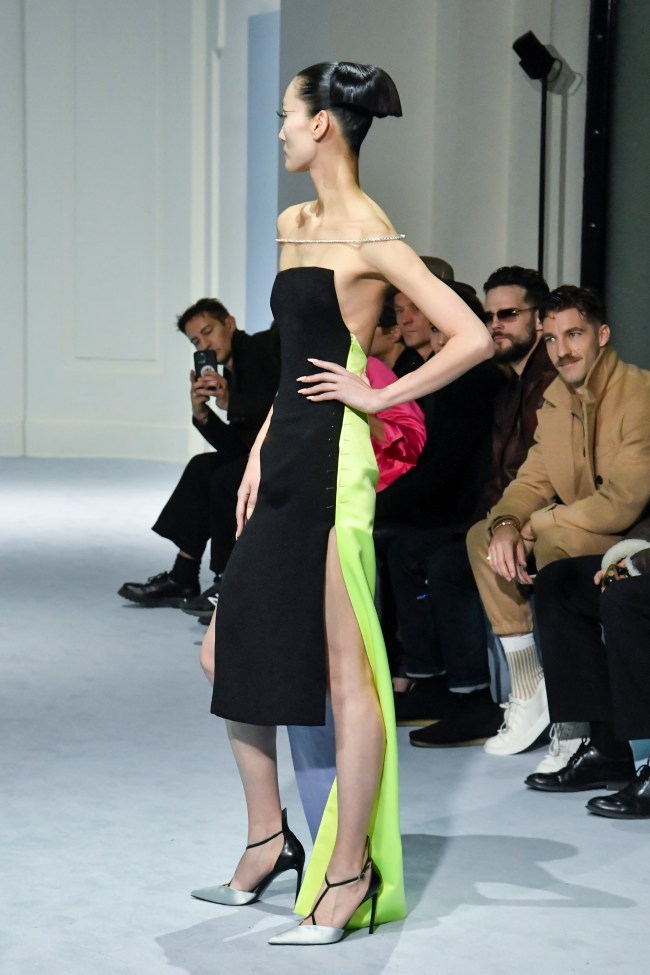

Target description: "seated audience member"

left=375, top=281, right=505, bottom=526
left=370, top=294, right=422, bottom=377
left=118, top=298, right=280, bottom=610
left=464, top=285, right=650, bottom=757
left=524, top=517, right=650, bottom=818
left=395, top=266, right=555, bottom=739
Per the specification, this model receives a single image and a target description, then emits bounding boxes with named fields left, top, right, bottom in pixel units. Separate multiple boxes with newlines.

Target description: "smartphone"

left=193, top=350, right=218, bottom=378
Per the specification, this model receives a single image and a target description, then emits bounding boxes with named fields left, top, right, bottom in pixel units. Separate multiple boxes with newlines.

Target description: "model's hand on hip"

left=298, top=358, right=381, bottom=414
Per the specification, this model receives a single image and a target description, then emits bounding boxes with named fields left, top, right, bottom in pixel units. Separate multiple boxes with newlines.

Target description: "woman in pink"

left=366, top=356, right=426, bottom=491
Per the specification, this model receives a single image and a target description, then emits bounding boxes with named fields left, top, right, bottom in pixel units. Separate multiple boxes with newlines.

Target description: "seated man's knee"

left=535, top=557, right=572, bottom=606
left=184, top=451, right=223, bottom=478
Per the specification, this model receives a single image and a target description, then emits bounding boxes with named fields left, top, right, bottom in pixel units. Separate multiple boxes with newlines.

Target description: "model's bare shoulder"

left=362, top=194, right=397, bottom=235
left=277, top=202, right=316, bottom=236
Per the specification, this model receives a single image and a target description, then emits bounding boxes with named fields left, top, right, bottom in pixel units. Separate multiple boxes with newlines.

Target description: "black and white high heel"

left=268, top=839, right=382, bottom=945
left=191, top=808, right=305, bottom=907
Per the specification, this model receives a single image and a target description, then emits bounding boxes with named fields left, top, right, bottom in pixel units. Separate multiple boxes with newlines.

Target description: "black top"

left=193, top=326, right=280, bottom=458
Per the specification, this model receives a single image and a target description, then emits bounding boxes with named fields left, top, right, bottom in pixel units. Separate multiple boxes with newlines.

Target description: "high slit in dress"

left=211, top=265, right=406, bottom=929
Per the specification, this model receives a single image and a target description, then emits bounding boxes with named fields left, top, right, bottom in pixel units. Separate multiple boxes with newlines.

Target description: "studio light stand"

left=513, top=31, right=562, bottom=276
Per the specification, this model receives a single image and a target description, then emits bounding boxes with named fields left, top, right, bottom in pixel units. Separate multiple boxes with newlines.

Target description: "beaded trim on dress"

left=276, top=234, right=405, bottom=245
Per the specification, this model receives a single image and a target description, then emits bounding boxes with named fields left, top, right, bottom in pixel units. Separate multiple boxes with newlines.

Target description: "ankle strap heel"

left=190, top=807, right=305, bottom=907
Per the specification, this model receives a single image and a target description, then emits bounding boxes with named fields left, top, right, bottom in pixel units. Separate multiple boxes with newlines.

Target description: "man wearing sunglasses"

left=396, top=266, right=556, bottom=737
left=466, top=285, right=650, bottom=757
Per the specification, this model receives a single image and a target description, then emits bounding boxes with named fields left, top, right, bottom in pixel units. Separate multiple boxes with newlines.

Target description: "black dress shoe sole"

left=118, top=590, right=189, bottom=608
left=181, top=606, right=214, bottom=618
left=525, top=778, right=632, bottom=793
left=410, top=734, right=491, bottom=749
left=586, top=801, right=650, bottom=819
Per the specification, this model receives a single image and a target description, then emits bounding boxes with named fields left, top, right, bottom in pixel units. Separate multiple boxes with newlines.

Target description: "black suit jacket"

left=193, top=326, right=280, bottom=459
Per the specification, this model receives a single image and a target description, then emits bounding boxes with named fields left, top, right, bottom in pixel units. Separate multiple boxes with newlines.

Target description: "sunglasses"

left=482, top=306, right=536, bottom=326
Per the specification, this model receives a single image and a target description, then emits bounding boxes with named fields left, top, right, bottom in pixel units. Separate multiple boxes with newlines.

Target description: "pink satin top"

left=366, top=356, right=426, bottom=492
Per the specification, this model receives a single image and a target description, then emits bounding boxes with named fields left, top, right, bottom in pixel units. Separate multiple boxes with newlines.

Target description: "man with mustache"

left=465, top=285, right=650, bottom=756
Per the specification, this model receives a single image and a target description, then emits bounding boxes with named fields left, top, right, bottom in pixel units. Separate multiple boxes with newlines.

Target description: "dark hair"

left=378, top=292, right=398, bottom=329
left=538, top=284, right=606, bottom=328
left=176, top=297, right=231, bottom=333
left=446, top=281, right=485, bottom=321
left=483, top=265, right=549, bottom=310
left=295, top=61, right=402, bottom=156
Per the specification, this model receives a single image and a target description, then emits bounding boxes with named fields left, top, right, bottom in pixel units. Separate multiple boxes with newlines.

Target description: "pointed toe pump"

left=269, top=841, right=382, bottom=946
left=191, top=808, right=305, bottom=907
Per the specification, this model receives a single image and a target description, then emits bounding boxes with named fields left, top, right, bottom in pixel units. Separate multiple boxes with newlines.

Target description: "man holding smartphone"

left=118, top=298, right=280, bottom=612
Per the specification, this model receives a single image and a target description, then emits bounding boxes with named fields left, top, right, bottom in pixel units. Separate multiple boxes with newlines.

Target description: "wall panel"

left=22, top=0, right=210, bottom=459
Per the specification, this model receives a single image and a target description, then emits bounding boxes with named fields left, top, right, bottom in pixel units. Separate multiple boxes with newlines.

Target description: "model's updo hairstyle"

left=295, top=61, right=402, bottom=157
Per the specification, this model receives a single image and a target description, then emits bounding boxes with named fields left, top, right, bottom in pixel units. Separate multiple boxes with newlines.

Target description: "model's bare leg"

left=200, top=610, right=284, bottom=892
left=303, top=529, right=385, bottom=927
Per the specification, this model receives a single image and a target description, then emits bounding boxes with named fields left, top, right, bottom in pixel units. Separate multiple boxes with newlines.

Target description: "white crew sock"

left=501, top=633, right=543, bottom=700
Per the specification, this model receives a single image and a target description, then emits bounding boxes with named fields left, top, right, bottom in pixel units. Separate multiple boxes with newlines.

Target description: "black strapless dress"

left=210, top=265, right=405, bottom=927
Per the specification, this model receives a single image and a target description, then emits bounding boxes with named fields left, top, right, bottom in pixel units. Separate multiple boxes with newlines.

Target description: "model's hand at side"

left=298, top=359, right=383, bottom=414
left=487, top=524, right=534, bottom=585
left=236, top=451, right=261, bottom=539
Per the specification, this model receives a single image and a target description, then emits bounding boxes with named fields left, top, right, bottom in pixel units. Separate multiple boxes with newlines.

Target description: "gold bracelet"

left=490, top=516, right=520, bottom=536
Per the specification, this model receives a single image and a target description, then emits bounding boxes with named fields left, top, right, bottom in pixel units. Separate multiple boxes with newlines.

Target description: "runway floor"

left=2, top=457, right=649, bottom=975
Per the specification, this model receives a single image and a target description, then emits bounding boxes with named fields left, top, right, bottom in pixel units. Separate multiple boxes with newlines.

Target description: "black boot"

left=409, top=688, right=502, bottom=748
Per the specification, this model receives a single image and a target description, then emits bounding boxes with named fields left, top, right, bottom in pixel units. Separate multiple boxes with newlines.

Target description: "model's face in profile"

left=184, top=313, right=236, bottom=365
left=542, top=308, right=610, bottom=388
left=278, top=80, right=319, bottom=173
left=483, top=285, right=540, bottom=364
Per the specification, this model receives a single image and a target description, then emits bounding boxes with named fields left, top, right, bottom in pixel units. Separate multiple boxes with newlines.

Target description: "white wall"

left=1, top=0, right=280, bottom=462
left=215, top=0, right=282, bottom=328
left=279, top=0, right=589, bottom=292
left=0, top=0, right=26, bottom=456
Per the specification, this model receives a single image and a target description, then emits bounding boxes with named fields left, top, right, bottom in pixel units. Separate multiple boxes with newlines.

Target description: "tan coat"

left=488, top=346, right=650, bottom=540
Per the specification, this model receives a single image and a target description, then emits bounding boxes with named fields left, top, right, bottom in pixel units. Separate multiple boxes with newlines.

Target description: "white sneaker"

left=484, top=680, right=550, bottom=756
left=532, top=722, right=588, bottom=773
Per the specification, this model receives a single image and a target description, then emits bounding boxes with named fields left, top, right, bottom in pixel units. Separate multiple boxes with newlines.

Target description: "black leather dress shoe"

left=525, top=741, right=635, bottom=792
left=118, top=571, right=199, bottom=607
left=181, top=582, right=221, bottom=618
left=587, top=764, right=650, bottom=819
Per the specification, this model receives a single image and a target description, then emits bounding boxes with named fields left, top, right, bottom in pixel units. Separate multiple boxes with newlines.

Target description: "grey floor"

left=2, top=457, right=649, bottom=975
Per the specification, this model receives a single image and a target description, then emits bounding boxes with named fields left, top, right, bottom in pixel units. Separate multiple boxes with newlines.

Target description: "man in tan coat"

left=467, top=285, right=650, bottom=756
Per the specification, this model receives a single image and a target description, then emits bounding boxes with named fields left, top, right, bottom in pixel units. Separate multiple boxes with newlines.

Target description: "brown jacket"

left=488, top=346, right=650, bottom=538
left=481, top=339, right=557, bottom=511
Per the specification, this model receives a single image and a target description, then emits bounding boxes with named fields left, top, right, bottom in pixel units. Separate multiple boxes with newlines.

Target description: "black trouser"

left=536, top=556, right=650, bottom=741
left=386, top=529, right=490, bottom=689
left=152, top=452, right=247, bottom=576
